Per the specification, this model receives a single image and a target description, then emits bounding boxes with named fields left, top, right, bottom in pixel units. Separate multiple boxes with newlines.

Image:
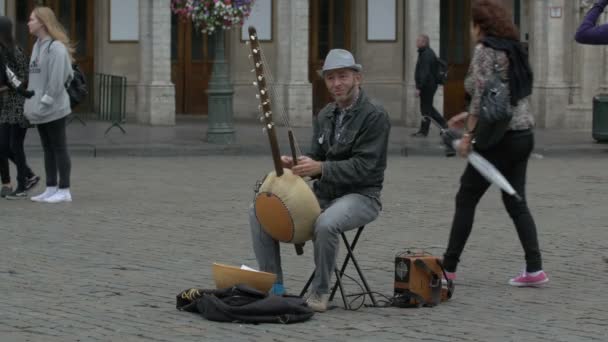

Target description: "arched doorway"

left=440, top=0, right=472, bottom=120
left=309, top=0, right=352, bottom=115
left=171, top=15, right=214, bottom=115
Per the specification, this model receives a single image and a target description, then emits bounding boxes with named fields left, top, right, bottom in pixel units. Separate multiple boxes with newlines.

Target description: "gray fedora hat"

left=318, top=49, right=362, bottom=76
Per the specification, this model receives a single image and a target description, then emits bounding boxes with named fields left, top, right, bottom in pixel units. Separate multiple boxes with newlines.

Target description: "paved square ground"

left=1, top=155, right=607, bottom=341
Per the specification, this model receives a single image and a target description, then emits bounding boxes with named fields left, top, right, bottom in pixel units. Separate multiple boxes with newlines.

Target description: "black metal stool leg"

left=333, top=266, right=350, bottom=310
left=329, top=227, right=364, bottom=301
left=300, top=271, right=315, bottom=297
left=343, top=235, right=378, bottom=307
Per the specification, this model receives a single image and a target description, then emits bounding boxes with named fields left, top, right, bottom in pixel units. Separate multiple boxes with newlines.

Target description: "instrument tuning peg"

left=265, top=111, right=271, bottom=118
left=252, top=48, right=259, bottom=54
left=250, top=35, right=256, bottom=41
left=257, top=75, right=264, bottom=81
left=256, top=94, right=260, bottom=99
left=245, top=40, right=250, bottom=45
left=256, top=62, right=262, bottom=68
left=260, top=90, right=266, bottom=95
left=251, top=68, right=255, bottom=73
left=253, top=81, right=258, bottom=86
left=267, top=124, right=272, bottom=130
left=259, top=116, right=265, bottom=123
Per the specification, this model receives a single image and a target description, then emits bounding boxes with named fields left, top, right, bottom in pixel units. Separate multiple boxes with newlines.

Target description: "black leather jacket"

left=307, top=90, right=391, bottom=202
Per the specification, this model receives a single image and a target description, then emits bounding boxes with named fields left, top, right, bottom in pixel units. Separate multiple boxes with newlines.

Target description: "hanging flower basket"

left=171, top=0, right=256, bottom=34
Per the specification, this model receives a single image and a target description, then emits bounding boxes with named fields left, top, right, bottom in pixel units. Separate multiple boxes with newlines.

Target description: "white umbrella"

left=457, top=140, right=523, bottom=201
left=422, top=115, right=522, bottom=201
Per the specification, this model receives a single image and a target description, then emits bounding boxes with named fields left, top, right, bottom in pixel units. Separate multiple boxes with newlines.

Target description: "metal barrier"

left=94, top=73, right=127, bottom=135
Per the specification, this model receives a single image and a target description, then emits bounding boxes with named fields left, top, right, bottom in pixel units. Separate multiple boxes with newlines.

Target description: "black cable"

left=335, top=271, right=400, bottom=311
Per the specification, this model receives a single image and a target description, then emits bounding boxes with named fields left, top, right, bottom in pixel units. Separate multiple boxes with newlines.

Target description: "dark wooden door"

left=171, top=15, right=214, bottom=115
left=309, top=0, right=351, bottom=115
left=16, top=0, right=95, bottom=112
left=440, top=0, right=472, bottom=120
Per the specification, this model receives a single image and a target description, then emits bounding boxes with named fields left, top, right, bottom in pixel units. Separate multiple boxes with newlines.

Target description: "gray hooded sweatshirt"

left=24, top=37, right=73, bottom=124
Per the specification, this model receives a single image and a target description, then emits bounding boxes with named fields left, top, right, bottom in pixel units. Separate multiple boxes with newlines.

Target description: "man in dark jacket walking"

left=413, top=34, right=447, bottom=137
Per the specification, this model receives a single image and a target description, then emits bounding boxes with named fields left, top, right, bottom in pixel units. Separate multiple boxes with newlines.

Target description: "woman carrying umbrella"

left=442, top=0, right=549, bottom=287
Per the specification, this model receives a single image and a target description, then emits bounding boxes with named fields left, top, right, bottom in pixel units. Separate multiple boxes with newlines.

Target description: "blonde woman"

left=24, top=7, right=74, bottom=203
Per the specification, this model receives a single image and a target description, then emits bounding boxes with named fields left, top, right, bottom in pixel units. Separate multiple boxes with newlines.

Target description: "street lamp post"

left=206, top=30, right=236, bottom=144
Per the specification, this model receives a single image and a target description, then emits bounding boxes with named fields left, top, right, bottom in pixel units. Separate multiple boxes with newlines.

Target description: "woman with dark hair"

left=442, top=0, right=549, bottom=287
left=0, top=16, right=40, bottom=199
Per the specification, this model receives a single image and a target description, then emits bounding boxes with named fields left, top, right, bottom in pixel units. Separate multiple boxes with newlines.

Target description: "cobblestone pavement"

left=1, top=155, right=607, bottom=341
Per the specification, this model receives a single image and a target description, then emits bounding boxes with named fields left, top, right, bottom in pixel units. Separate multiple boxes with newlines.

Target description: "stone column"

left=402, top=0, right=440, bottom=127
left=275, top=0, right=312, bottom=127
left=529, top=0, right=571, bottom=128
left=137, top=0, right=176, bottom=125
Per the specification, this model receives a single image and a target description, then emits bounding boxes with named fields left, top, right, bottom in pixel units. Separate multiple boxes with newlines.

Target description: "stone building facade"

left=3, top=0, right=606, bottom=129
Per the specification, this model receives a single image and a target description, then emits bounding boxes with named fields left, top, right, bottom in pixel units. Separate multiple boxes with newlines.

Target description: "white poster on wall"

left=110, top=0, right=139, bottom=42
left=0, top=0, right=5, bottom=16
left=367, top=0, right=396, bottom=41
left=241, top=0, right=272, bottom=41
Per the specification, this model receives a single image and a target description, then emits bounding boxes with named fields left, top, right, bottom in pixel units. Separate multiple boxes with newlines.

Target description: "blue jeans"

left=250, top=193, right=380, bottom=294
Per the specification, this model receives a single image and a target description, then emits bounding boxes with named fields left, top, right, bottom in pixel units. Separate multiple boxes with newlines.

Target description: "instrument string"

left=257, top=46, right=304, bottom=157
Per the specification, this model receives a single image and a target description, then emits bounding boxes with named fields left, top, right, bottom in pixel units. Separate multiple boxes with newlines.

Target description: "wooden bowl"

left=212, top=263, right=277, bottom=293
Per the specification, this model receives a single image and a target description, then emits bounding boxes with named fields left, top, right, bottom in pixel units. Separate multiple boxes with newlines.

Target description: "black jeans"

left=443, top=130, right=543, bottom=273
left=0, top=123, right=35, bottom=188
left=419, top=86, right=447, bottom=134
left=37, top=117, right=71, bottom=189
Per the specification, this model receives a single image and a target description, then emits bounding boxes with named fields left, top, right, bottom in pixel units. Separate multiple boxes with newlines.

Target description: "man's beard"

left=334, top=84, right=358, bottom=105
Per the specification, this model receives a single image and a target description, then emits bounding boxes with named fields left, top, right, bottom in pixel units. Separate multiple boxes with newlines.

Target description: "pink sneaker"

left=444, top=271, right=456, bottom=281
left=508, top=270, right=549, bottom=287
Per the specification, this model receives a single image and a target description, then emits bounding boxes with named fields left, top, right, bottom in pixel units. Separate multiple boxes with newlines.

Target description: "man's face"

left=323, top=68, right=361, bottom=104
left=416, top=36, right=426, bottom=49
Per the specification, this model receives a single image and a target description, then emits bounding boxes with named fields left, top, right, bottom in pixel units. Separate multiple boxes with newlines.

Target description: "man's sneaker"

left=5, top=189, right=28, bottom=200
left=24, top=175, right=40, bottom=191
left=42, top=189, right=72, bottom=203
left=306, top=292, right=329, bottom=312
left=31, top=187, right=58, bottom=202
left=1, top=185, right=12, bottom=198
left=508, top=270, right=549, bottom=287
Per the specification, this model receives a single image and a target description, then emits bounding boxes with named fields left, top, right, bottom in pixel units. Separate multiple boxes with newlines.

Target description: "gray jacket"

left=24, top=38, right=73, bottom=124
left=307, top=90, right=391, bottom=203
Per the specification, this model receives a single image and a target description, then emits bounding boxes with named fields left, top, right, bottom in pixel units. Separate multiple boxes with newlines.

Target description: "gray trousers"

left=249, top=193, right=380, bottom=294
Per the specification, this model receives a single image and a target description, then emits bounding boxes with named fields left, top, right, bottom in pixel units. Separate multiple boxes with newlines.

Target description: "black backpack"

left=176, top=284, right=315, bottom=324
left=473, top=50, right=512, bottom=150
left=66, top=64, right=87, bottom=108
left=436, top=58, right=448, bottom=85
left=47, top=40, right=88, bottom=108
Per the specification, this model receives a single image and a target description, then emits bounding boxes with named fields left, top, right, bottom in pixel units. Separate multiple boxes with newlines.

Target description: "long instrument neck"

left=267, top=126, right=283, bottom=176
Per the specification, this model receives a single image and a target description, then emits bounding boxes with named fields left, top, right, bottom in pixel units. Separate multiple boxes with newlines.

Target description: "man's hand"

left=280, top=156, right=294, bottom=169
left=291, top=156, right=322, bottom=177
left=415, top=89, right=421, bottom=97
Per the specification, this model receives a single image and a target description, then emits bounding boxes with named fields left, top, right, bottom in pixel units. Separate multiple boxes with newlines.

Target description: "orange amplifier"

left=394, top=251, right=454, bottom=307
